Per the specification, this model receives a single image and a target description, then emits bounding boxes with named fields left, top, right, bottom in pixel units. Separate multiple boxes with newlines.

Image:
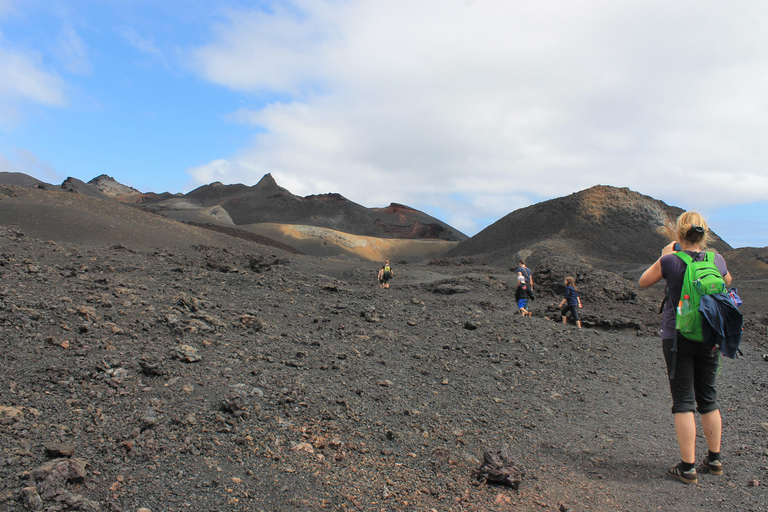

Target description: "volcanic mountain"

left=151, top=173, right=466, bottom=241
left=445, top=185, right=734, bottom=271
left=0, top=172, right=468, bottom=261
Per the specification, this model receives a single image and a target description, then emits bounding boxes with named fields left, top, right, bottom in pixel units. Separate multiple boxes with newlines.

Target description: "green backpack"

left=674, top=251, right=727, bottom=342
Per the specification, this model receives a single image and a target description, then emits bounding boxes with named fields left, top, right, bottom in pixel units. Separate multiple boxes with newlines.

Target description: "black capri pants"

left=561, top=305, right=579, bottom=322
left=662, top=336, right=720, bottom=414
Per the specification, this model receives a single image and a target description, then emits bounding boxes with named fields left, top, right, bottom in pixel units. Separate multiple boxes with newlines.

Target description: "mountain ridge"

left=1, top=172, right=765, bottom=270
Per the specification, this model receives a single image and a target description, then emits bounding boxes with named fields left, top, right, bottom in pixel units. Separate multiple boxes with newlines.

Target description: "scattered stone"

left=139, top=357, right=164, bottom=376
left=291, top=442, right=314, bottom=454
left=476, top=448, right=525, bottom=490
left=173, top=344, right=201, bottom=363
left=21, top=487, right=43, bottom=511
left=44, top=443, right=75, bottom=458
left=239, top=314, right=263, bottom=331
left=222, top=391, right=248, bottom=417
left=0, top=405, right=23, bottom=424
left=140, top=409, right=159, bottom=430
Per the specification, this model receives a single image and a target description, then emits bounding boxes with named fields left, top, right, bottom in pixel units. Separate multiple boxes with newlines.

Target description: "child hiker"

left=559, top=276, right=582, bottom=328
left=514, top=275, right=533, bottom=316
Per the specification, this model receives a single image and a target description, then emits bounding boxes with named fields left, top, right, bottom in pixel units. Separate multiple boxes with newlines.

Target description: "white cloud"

left=188, top=0, right=768, bottom=235
left=0, top=39, right=67, bottom=127
left=55, top=25, right=91, bottom=75
left=121, top=27, right=168, bottom=67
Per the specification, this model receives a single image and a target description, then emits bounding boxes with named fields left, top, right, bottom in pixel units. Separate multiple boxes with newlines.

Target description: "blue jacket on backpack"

left=699, top=293, right=743, bottom=358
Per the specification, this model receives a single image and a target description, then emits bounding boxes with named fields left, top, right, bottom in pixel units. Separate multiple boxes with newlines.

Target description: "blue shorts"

left=517, top=299, right=528, bottom=309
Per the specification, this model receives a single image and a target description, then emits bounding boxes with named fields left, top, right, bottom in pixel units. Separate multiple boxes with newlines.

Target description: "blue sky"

left=1, top=0, right=766, bottom=248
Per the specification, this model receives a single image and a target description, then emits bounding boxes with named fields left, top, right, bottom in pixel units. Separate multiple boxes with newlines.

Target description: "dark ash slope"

left=445, top=185, right=732, bottom=270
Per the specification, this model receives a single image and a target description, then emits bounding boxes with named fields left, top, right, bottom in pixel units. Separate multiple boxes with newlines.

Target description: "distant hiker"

left=382, top=260, right=394, bottom=289
left=377, top=266, right=385, bottom=288
left=514, top=275, right=533, bottom=316
left=639, top=211, right=732, bottom=484
left=516, top=260, right=533, bottom=290
left=558, top=276, right=582, bottom=328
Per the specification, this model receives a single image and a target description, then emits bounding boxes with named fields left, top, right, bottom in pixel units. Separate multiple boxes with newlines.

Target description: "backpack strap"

left=668, top=250, right=693, bottom=380
left=673, top=250, right=693, bottom=265
left=669, top=329, right=679, bottom=379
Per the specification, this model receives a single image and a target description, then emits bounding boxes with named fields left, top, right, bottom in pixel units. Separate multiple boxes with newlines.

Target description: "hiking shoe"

left=667, top=463, right=698, bottom=484
left=703, top=456, right=724, bottom=475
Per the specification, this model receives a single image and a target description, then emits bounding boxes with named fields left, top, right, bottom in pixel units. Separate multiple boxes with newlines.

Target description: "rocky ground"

left=1, top=222, right=768, bottom=512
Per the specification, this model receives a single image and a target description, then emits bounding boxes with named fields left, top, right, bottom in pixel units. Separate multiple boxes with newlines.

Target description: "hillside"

left=445, top=186, right=733, bottom=271
left=1, top=198, right=767, bottom=511
left=150, top=174, right=467, bottom=243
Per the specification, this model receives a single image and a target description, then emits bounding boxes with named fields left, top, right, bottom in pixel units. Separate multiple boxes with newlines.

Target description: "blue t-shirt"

left=659, top=251, right=728, bottom=339
left=563, top=285, right=578, bottom=306
left=517, top=266, right=532, bottom=286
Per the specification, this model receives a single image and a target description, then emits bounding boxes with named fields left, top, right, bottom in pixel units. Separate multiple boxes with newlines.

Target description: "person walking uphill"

left=559, top=276, right=582, bottom=328
left=381, top=260, right=394, bottom=289
left=514, top=275, right=533, bottom=316
left=517, top=260, right=533, bottom=291
left=639, top=211, right=732, bottom=485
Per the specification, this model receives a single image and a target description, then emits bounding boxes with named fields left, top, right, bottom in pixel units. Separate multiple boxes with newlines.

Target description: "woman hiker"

left=639, top=211, right=731, bottom=484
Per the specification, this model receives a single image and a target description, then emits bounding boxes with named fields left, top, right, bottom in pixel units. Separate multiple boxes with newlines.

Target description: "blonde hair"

left=676, top=211, right=711, bottom=247
left=565, top=276, right=577, bottom=289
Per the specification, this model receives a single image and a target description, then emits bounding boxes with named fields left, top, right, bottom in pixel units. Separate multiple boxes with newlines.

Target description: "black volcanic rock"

left=446, top=185, right=732, bottom=270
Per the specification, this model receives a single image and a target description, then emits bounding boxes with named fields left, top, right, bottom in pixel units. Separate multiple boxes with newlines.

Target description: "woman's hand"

left=639, top=243, right=676, bottom=288
left=661, top=241, right=677, bottom=257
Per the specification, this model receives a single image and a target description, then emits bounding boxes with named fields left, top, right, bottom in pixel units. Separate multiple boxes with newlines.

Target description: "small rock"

left=291, top=442, right=314, bottom=454
left=476, top=448, right=525, bottom=490
left=140, top=409, right=159, bottom=429
left=0, top=405, right=23, bottom=424
left=174, top=344, right=201, bottom=363
left=139, top=357, right=164, bottom=376
left=21, top=487, right=43, bottom=511
left=222, top=391, right=248, bottom=416
left=45, top=443, right=75, bottom=458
